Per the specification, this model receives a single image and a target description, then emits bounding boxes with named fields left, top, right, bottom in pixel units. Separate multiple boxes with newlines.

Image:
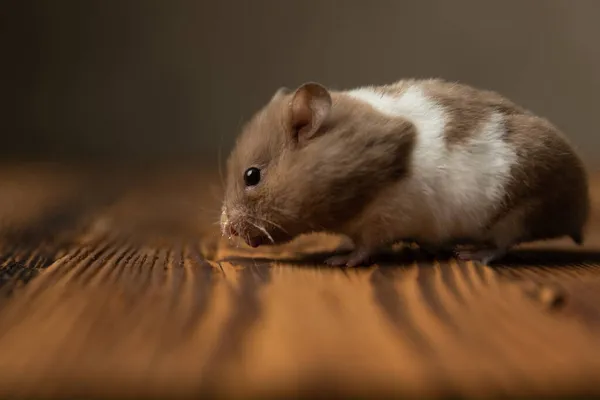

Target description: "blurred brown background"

left=3, top=0, right=600, bottom=167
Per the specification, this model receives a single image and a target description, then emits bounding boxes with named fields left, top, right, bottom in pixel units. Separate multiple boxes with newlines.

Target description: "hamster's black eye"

left=244, top=167, right=261, bottom=186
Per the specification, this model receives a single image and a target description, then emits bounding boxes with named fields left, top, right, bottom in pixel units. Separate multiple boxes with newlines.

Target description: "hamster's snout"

left=221, top=206, right=265, bottom=246
left=220, top=205, right=292, bottom=248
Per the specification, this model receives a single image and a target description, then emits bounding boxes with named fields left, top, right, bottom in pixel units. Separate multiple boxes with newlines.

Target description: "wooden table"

left=1, top=162, right=600, bottom=399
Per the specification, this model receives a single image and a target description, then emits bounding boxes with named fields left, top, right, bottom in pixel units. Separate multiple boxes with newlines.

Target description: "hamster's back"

left=382, top=78, right=589, bottom=245
left=417, top=79, right=589, bottom=244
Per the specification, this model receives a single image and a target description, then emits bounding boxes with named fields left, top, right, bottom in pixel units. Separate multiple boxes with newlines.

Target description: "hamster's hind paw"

left=325, top=248, right=373, bottom=267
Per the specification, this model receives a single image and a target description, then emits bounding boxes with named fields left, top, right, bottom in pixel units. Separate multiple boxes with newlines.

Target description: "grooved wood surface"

left=1, top=163, right=600, bottom=399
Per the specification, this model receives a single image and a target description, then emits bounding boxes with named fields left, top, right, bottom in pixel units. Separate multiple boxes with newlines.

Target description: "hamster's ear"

left=288, top=82, right=332, bottom=145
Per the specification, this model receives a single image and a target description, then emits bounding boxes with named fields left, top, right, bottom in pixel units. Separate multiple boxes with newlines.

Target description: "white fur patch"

left=346, top=85, right=517, bottom=241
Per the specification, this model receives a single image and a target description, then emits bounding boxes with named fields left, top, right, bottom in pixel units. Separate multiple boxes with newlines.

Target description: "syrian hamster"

left=220, top=78, right=589, bottom=266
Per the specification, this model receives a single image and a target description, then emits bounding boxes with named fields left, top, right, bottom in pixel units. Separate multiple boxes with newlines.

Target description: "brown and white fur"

left=220, top=78, right=589, bottom=266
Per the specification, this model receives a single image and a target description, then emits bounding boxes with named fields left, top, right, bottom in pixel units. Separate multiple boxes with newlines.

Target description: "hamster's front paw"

left=325, top=248, right=374, bottom=267
left=455, top=247, right=507, bottom=265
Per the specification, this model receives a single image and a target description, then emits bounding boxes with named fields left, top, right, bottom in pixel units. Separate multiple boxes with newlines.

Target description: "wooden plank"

left=0, top=164, right=599, bottom=399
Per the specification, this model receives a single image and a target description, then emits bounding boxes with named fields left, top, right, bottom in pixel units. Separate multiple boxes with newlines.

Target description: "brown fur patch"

left=274, top=93, right=418, bottom=230
left=420, top=79, right=530, bottom=144
left=488, top=114, right=589, bottom=245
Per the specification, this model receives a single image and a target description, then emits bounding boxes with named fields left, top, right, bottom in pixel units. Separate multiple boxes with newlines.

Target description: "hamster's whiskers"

left=251, top=215, right=290, bottom=235
left=247, top=220, right=275, bottom=245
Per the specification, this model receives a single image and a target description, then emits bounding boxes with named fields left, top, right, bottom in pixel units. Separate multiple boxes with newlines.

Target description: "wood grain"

left=0, top=163, right=600, bottom=399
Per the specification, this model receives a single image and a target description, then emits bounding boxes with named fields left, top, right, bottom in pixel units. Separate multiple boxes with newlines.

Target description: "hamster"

left=220, top=78, right=589, bottom=267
